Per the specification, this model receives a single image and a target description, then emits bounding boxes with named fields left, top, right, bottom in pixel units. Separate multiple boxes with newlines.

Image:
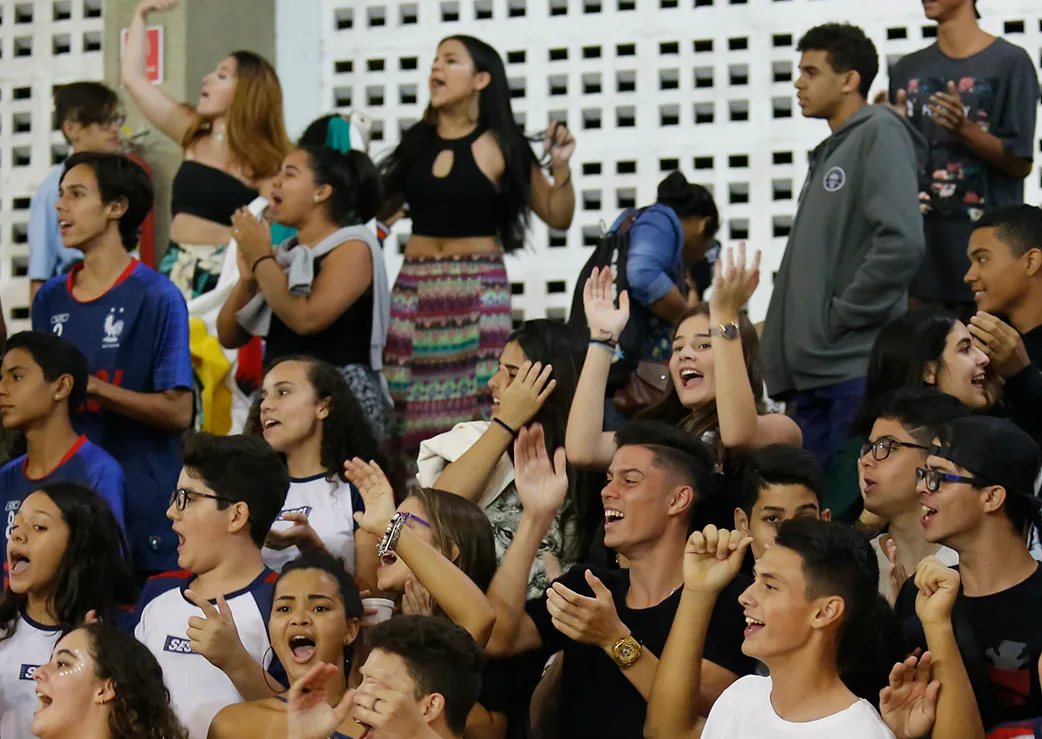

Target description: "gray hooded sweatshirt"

left=761, top=105, right=927, bottom=396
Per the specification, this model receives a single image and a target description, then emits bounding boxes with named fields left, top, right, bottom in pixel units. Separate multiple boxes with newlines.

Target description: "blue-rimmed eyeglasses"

left=915, top=467, right=989, bottom=493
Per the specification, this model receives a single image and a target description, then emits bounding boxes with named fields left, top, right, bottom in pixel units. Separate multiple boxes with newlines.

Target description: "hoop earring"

left=261, top=646, right=289, bottom=695
left=467, top=93, right=480, bottom=124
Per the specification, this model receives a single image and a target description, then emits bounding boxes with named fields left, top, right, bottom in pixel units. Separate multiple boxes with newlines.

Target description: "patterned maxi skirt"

left=384, top=254, right=513, bottom=474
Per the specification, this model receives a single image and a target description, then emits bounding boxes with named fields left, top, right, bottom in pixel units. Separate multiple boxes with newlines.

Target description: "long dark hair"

left=656, top=171, right=719, bottom=237
left=76, top=623, right=188, bottom=739
left=639, top=304, right=765, bottom=452
left=0, top=483, right=136, bottom=642
left=377, top=35, right=537, bottom=253
left=245, top=356, right=389, bottom=484
left=854, top=310, right=959, bottom=435
left=297, top=145, right=383, bottom=227
left=508, top=320, right=602, bottom=559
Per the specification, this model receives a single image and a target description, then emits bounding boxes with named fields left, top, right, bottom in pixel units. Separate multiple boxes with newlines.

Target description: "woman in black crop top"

left=216, top=145, right=390, bottom=441
left=377, top=34, right=577, bottom=473
left=122, top=0, right=290, bottom=301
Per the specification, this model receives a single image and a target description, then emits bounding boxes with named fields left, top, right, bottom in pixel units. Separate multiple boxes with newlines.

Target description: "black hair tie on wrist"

left=492, top=417, right=519, bottom=438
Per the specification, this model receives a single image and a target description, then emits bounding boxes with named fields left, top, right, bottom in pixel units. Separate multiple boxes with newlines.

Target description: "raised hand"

left=546, top=570, right=628, bottom=650
left=929, top=81, right=966, bottom=134
left=231, top=207, right=274, bottom=265
left=683, top=526, right=752, bottom=595
left=287, top=662, right=354, bottom=739
left=709, top=243, right=761, bottom=319
left=352, top=663, right=433, bottom=739
left=880, top=652, right=940, bottom=739
left=401, top=577, right=434, bottom=617
left=265, top=512, right=324, bottom=553
left=874, top=89, right=908, bottom=118
left=135, top=0, right=178, bottom=17
left=583, top=266, right=630, bottom=342
left=184, top=590, right=244, bottom=670
left=513, top=424, right=568, bottom=522
left=545, top=121, right=576, bottom=171
left=495, top=360, right=557, bottom=430
left=343, top=459, right=397, bottom=537
left=886, top=538, right=908, bottom=607
left=968, top=312, right=1029, bottom=379
left=914, top=557, right=961, bottom=627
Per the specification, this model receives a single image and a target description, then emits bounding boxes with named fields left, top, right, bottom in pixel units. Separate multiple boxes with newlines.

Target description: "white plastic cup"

left=361, top=597, right=394, bottom=625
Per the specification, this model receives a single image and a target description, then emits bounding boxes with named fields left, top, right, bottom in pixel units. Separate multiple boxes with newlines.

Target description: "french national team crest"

left=103, top=307, right=126, bottom=348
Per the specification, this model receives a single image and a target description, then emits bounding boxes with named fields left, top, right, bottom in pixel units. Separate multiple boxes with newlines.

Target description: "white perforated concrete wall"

left=319, top=0, right=1042, bottom=324
left=0, top=0, right=103, bottom=331
left=1, top=0, right=1040, bottom=334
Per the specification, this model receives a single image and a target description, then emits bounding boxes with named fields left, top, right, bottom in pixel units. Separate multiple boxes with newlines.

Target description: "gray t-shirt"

left=889, top=38, right=1039, bottom=301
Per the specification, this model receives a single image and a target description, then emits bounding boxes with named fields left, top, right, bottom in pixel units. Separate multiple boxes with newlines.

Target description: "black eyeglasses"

left=860, top=438, right=929, bottom=462
left=170, top=488, right=242, bottom=512
left=915, top=467, right=989, bottom=493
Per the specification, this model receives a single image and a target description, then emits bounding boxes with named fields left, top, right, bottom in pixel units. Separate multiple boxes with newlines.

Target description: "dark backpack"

left=568, top=208, right=651, bottom=393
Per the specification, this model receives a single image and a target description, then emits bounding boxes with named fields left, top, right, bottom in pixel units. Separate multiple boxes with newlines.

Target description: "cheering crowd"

left=1, top=0, right=1041, bottom=737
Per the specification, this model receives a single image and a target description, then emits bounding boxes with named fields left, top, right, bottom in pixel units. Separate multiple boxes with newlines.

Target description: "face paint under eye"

left=55, top=650, right=86, bottom=679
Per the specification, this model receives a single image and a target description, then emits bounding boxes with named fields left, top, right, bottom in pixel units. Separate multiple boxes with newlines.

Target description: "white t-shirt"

left=262, top=474, right=363, bottom=574
left=133, top=569, right=280, bottom=739
left=0, top=613, right=62, bottom=739
left=871, top=535, right=959, bottom=601
left=701, top=675, right=896, bottom=739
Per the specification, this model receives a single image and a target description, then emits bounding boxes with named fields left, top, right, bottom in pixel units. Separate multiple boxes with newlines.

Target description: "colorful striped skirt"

left=384, top=253, right=513, bottom=472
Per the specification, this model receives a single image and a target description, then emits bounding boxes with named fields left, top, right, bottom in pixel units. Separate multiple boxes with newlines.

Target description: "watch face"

left=617, top=642, right=637, bottom=661
left=721, top=323, right=739, bottom=339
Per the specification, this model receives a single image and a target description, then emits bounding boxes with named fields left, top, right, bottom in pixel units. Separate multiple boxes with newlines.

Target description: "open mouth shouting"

left=34, top=687, right=53, bottom=716
left=58, top=219, right=73, bottom=237
left=971, top=373, right=986, bottom=392
left=744, top=615, right=765, bottom=638
left=677, top=368, right=704, bottom=390
left=262, top=417, right=280, bottom=432
left=921, top=503, right=938, bottom=527
left=288, top=634, right=317, bottom=665
left=429, top=74, right=447, bottom=94
left=8, top=547, right=30, bottom=578
left=604, top=508, right=625, bottom=531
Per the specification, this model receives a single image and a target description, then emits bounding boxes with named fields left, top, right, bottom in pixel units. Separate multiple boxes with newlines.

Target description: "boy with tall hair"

left=734, top=443, right=830, bottom=563
left=761, top=23, right=927, bottom=468
left=461, top=421, right=752, bottom=739
left=131, top=432, right=289, bottom=739
left=31, top=152, right=193, bottom=575
left=858, top=388, right=967, bottom=602
left=895, top=415, right=1042, bottom=729
left=29, top=82, right=125, bottom=302
left=646, top=519, right=907, bottom=738
left=884, top=0, right=1038, bottom=315
left=0, top=331, right=125, bottom=558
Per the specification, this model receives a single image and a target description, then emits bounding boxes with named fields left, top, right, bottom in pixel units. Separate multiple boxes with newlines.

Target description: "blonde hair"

left=182, top=50, right=290, bottom=180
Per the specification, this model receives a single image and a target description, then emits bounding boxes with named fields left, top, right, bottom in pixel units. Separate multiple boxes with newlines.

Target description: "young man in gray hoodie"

left=761, top=23, right=927, bottom=467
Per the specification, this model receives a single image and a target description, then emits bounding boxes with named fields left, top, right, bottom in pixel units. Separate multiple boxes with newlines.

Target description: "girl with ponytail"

left=217, top=140, right=392, bottom=442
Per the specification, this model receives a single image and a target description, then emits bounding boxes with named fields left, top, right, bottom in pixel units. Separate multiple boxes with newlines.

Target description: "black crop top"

left=171, top=160, right=259, bottom=226
left=402, top=126, right=499, bottom=239
left=264, top=250, right=374, bottom=369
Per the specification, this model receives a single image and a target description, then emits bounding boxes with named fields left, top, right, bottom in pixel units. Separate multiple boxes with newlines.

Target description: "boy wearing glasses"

left=29, top=82, right=126, bottom=303
left=858, top=388, right=966, bottom=602
left=895, top=414, right=1042, bottom=729
left=131, top=432, right=289, bottom=739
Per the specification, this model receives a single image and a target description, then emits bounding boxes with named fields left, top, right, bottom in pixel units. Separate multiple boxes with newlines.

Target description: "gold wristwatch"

left=709, top=321, right=740, bottom=340
left=609, top=635, right=642, bottom=668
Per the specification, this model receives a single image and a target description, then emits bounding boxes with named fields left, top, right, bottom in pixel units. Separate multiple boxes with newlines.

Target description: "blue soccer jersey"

left=31, top=260, right=192, bottom=573
left=0, top=435, right=126, bottom=563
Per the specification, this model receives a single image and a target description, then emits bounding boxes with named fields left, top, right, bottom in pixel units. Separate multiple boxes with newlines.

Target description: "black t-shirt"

left=895, top=563, right=1042, bottom=728
left=524, top=565, right=753, bottom=739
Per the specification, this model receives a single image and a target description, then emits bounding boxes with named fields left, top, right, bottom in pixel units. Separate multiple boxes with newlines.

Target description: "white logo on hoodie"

left=823, top=167, right=846, bottom=192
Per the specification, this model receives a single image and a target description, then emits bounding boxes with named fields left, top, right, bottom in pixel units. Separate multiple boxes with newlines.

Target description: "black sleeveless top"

left=171, top=161, right=258, bottom=226
left=402, top=125, right=499, bottom=239
left=264, top=250, right=373, bottom=368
